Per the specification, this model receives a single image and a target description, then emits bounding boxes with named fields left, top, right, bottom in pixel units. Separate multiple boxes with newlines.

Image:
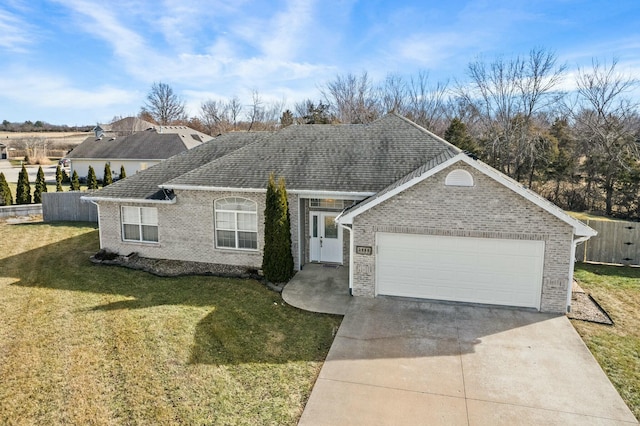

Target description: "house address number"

left=356, top=246, right=373, bottom=255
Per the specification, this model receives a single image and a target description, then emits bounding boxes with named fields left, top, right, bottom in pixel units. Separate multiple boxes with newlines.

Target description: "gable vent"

left=445, top=169, right=474, bottom=187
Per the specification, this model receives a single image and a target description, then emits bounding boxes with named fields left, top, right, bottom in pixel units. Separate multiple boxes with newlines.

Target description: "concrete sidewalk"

left=299, top=298, right=637, bottom=425
left=282, top=263, right=351, bottom=315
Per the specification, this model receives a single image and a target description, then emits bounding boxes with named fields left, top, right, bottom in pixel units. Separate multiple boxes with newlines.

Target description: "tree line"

left=136, top=48, right=640, bottom=220
left=0, top=163, right=127, bottom=206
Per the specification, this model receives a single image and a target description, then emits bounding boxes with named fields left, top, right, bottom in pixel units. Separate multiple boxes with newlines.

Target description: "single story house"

left=84, top=114, right=596, bottom=313
left=92, top=117, right=156, bottom=138
left=67, top=126, right=212, bottom=179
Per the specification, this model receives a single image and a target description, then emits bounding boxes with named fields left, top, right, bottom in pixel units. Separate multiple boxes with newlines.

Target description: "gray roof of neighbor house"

left=67, top=128, right=211, bottom=160
left=87, top=113, right=460, bottom=200
left=87, top=132, right=268, bottom=200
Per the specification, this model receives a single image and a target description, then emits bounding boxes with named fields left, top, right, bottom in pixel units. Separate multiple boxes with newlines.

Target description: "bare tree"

left=141, top=82, right=187, bottom=125
left=569, top=58, right=640, bottom=215
left=20, top=137, right=49, bottom=164
left=200, top=99, right=231, bottom=135
left=379, top=73, right=410, bottom=115
left=228, top=96, right=243, bottom=131
left=406, top=71, right=450, bottom=135
left=321, top=72, right=381, bottom=124
left=246, top=90, right=265, bottom=131
left=457, top=48, right=566, bottom=179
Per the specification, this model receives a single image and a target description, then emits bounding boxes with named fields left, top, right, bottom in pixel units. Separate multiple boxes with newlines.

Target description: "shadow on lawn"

left=576, top=262, right=640, bottom=279
left=2, top=223, right=340, bottom=365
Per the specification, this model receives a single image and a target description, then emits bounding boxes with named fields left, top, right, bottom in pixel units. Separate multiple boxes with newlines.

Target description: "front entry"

left=309, top=212, right=343, bottom=263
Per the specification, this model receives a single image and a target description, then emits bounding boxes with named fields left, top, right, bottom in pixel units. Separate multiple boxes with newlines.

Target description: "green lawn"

left=572, top=263, right=640, bottom=420
left=0, top=222, right=341, bottom=425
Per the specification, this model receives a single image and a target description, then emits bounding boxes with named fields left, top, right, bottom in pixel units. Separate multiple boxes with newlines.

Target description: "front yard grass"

left=572, top=263, right=640, bottom=420
left=0, top=221, right=341, bottom=425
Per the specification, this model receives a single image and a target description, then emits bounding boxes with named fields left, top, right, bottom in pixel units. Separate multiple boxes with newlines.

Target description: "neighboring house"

left=67, top=126, right=213, bottom=179
left=84, top=114, right=596, bottom=314
left=92, top=117, right=156, bottom=138
left=0, top=143, right=7, bottom=159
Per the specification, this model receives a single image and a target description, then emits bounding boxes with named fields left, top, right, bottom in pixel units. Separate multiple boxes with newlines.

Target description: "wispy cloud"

left=0, top=7, right=34, bottom=52
left=0, top=66, right=138, bottom=108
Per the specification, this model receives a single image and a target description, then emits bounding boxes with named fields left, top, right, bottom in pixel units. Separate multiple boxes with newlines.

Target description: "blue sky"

left=1, top=0, right=639, bottom=126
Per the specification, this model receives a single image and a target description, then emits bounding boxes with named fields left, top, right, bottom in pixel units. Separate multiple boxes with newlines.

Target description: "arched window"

left=445, top=169, right=474, bottom=187
left=214, top=197, right=258, bottom=250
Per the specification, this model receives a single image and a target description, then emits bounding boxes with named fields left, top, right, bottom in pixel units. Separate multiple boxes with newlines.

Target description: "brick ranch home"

left=84, top=113, right=596, bottom=314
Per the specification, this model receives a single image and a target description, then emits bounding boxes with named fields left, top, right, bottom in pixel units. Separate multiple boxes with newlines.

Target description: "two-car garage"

left=376, top=233, right=545, bottom=309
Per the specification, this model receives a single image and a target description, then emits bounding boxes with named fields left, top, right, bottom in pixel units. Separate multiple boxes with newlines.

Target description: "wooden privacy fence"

left=42, top=191, right=98, bottom=223
left=576, top=219, right=640, bottom=265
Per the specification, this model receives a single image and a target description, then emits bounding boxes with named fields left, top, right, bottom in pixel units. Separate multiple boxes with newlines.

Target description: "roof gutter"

left=290, top=189, right=375, bottom=199
left=159, top=184, right=266, bottom=193
left=81, top=195, right=177, bottom=204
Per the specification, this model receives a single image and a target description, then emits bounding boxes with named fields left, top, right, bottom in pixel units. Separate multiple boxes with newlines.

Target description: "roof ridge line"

left=389, top=112, right=462, bottom=153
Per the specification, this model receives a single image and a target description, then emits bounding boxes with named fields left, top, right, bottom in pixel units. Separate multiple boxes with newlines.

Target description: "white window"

left=214, top=197, right=258, bottom=250
left=309, top=198, right=345, bottom=209
left=121, top=206, right=158, bottom=243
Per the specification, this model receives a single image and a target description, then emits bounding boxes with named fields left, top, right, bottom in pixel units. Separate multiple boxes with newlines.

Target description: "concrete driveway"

left=0, top=160, right=59, bottom=183
left=299, top=297, right=637, bottom=425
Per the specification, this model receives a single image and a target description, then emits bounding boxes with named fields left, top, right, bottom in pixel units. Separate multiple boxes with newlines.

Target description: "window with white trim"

left=121, top=206, right=158, bottom=242
left=309, top=198, right=345, bottom=209
left=214, top=197, right=258, bottom=250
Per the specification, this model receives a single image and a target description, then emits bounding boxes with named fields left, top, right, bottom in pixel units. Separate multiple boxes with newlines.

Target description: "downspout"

left=87, top=200, right=103, bottom=249
left=297, top=195, right=302, bottom=271
left=567, top=235, right=591, bottom=312
left=339, top=223, right=353, bottom=295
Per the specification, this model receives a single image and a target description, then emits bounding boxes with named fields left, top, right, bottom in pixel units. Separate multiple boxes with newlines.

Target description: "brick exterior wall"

left=350, top=162, right=574, bottom=314
left=97, top=189, right=301, bottom=272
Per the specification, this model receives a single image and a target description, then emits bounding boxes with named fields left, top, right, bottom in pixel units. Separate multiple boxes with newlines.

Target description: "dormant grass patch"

left=0, top=222, right=341, bottom=425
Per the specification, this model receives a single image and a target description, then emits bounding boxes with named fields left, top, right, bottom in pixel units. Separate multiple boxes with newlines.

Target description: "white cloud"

left=54, top=0, right=148, bottom=64
left=0, top=7, right=34, bottom=52
left=0, top=67, right=138, bottom=109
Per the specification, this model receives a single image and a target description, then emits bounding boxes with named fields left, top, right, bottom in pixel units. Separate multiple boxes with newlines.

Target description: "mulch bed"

left=89, top=250, right=286, bottom=292
left=567, top=283, right=614, bottom=325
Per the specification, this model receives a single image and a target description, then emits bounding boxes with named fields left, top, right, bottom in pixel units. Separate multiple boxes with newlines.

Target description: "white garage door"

left=376, top=233, right=544, bottom=309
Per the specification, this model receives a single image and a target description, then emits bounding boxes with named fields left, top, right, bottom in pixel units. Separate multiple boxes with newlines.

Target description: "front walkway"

left=281, top=263, right=351, bottom=315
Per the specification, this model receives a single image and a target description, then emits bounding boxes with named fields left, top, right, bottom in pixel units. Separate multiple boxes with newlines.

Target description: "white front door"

left=309, top=212, right=343, bottom=263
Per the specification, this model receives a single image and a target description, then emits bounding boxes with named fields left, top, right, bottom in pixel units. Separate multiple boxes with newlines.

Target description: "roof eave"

left=159, top=184, right=266, bottom=193
left=81, top=195, right=177, bottom=204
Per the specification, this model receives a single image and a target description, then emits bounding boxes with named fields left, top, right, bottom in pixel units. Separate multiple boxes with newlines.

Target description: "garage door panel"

left=376, top=233, right=543, bottom=309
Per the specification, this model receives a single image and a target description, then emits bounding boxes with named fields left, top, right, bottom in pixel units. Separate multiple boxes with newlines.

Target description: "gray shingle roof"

left=88, top=113, right=460, bottom=201
left=88, top=132, right=267, bottom=200
left=165, top=114, right=460, bottom=193
left=67, top=129, right=210, bottom=160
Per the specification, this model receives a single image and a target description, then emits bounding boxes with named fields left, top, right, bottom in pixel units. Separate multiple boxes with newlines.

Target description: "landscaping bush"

left=15, top=165, right=31, bottom=204
left=34, top=166, right=47, bottom=203
left=0, top=172, right=13, bottom=205
left=87, top=166, right=98, bottom=190
left=262, top=174, right=294, bottom=283
left=70, top=170, right=80, bottom=191
left=103, top=163, right=113, bottom=187
left=55, top=165, right=63, bottom=192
